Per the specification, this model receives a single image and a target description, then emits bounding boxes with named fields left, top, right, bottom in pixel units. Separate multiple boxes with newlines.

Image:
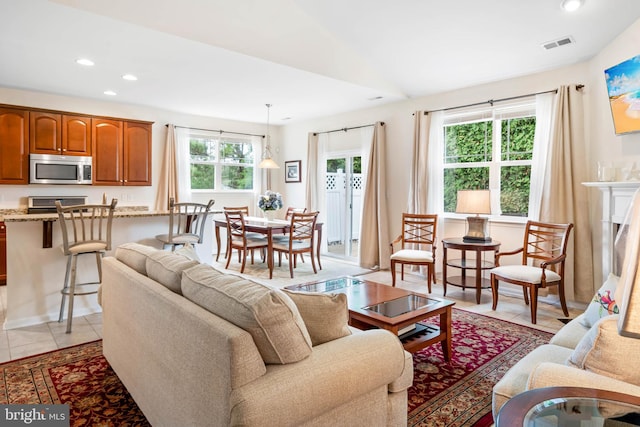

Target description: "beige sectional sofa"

left=492, top=301, right=640, bottom=420
left=100, top=243, right=413, bottom=427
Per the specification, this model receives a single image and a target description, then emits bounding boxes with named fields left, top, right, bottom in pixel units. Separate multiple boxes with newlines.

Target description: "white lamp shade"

left=456, top=190, right=491, bottom=215
left=258, top=157, right=279, bottom=169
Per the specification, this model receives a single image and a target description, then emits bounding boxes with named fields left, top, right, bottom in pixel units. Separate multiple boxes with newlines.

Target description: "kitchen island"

left=2, top=208, right=214, bottom=329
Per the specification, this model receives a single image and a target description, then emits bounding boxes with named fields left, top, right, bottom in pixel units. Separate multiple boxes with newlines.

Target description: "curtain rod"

left=165, top=124, right=264, bottom=138
left=417, top=84, right=584, bottom=115
left=313, top=122, right=383, bottom=136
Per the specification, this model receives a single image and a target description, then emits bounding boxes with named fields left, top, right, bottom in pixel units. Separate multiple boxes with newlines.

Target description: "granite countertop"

left=0, top=206, right=171, bottom=222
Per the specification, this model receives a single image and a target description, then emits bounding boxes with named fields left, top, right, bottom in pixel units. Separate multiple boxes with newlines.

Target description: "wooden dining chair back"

left=156, top=198, right=215, bottom=251
left=56, top=198, right=117, bottom=333
left=491, top=220, right=574, bottom=324
left=390, top=213, right=438, bottom=292
left=273, top=211, right=319, bottom=278
left=223, top=206, right=250, bottom=215
left=224, top=210, right=268, bottom=273
left=285, top=207, right=307, bottom=220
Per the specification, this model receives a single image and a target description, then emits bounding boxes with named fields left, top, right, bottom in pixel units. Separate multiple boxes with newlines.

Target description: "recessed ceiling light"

left=368, top=96, right=383, bottom=101
left=122, top=74, right=138, bottom=81
left=103, top=90, right=117, bottom=96
left=561, top=0, right=583, bottom=12
left=281, top=117, right=291, bottom=121
left=76, top=58, right=95, bottom=66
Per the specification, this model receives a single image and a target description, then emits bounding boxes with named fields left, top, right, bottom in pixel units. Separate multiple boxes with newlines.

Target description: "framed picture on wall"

left=285, top=160, right=302, bottom=183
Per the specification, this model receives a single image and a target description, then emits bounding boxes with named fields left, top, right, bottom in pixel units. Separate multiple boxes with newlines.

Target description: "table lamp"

left=456, top=190, right=492, bottom=243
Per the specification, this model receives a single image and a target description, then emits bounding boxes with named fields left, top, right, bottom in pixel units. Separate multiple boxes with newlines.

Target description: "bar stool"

left=156, top=198, right=215, bottom=251
left=56, top=198, right=117, bottom=333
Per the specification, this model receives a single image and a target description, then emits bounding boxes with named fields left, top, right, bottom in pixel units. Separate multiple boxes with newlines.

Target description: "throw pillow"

left=174, top=242, right=200, bottom=262
left=181, top=263, right=312, bottom=364
left=145, top=251, right=199, bottom=294
left=283, top=289, right=352, bottom=346
left=115, top=242, right=158, bottom=275
left=580, top=273, right=620, bottom=328
left=568, top=315, right=640, bottom=386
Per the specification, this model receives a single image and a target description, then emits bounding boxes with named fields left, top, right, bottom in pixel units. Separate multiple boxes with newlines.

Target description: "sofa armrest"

left=528, top=362, right=640, bottom=396
left=230, top=329, right=410, bottom=426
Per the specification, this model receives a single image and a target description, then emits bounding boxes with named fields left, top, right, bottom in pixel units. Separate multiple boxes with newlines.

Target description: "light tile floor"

left=0, top=286, right=102, bottom=363
left=0, top=268, right=585, bottom=363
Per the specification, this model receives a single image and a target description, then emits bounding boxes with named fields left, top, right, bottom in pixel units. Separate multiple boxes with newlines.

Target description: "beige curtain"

left=540, top=85, right=594, bottom=303
left=360, top=122, right=390, bottom=269
left=154, top=124, right=178, bottom=211
left=408, top=111, right=431, bottom=214
left=305, top=132, right=319, bottom=211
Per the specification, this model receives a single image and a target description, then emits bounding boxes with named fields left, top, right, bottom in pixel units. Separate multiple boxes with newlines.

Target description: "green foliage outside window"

left=443, top=114, right=535, bottom=216
left=189, top=136, right=254, bottom=190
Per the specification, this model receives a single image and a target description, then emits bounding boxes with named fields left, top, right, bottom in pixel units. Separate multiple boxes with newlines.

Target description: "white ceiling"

left=1, top=0, right=640, bottom=124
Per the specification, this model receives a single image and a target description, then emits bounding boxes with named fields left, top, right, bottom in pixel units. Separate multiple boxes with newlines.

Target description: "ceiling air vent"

left=542, top=36, right=575, bottom=50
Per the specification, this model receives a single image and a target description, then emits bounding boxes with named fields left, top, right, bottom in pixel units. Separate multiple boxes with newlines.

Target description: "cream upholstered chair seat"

left=67, top=242, right=109, bottom=254
left=490, top=265, right=561, bottom=284
left=273, top=239, right=312, bottom=252
left=390, top=249, right=434, bottom=263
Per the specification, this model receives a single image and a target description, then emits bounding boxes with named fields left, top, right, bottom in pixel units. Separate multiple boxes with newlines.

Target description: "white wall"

left=0, top=86, right=280, bottom=214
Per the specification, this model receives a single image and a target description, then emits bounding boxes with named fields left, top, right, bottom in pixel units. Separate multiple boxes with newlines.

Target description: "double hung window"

left=442, top=101, right=536, bottom=217
left=188, top=132, right=256, bottom=191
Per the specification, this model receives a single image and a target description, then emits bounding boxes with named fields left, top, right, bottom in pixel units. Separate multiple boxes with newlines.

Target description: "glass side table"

left=496, top=387, right=640, bottom=426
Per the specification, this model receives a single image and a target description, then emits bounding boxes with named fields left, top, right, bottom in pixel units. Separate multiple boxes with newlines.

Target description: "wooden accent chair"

left=56, top=198, right=117, bottom=333
left=490, top=220, right=574, bottom=324
left=390, top=213, right=438, bottom=292
left=156, top=198, right=215, bottom=251
left=273, top=212, right=319, bottom=278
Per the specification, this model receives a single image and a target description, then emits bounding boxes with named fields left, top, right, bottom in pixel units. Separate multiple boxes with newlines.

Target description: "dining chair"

left=273, top=211, right=319, bottom=278
left=156, top=198, right=215, bottom=251
left=490, top=220, right=574, bottom=324
left=390, top=213, right=438, bottom=292
left=56, top=198, right=117, bottom=333
left=222, top=206, right=264, bottom=262
left=274, top=207, right=308, bottom=262
left=225, top=210, right=269, bottom=273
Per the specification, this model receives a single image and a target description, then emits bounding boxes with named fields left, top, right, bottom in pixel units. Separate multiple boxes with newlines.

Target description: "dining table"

left=213, top=215, right=323, bottom=279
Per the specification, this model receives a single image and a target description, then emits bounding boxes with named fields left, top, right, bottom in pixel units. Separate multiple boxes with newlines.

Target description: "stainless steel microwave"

left=29, top=154, right=93, bottom=185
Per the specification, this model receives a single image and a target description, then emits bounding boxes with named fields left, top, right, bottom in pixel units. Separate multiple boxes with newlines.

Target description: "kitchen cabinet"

left=0, top=107, right=29, bottom=184
left=0, top=222, right=5, bottom=285
left=92, top=119, right=151, bottom=186
left=30, top=112, right=92, bottom=156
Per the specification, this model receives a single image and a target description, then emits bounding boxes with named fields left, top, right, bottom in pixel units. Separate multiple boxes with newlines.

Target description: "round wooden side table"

left=441, top=237, right=500, bottom=304
left=496, top=387, right=640, bottom=426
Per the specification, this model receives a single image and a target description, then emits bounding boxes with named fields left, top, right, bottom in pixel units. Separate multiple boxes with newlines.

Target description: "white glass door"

left=325, top=155, right=362, bottom=261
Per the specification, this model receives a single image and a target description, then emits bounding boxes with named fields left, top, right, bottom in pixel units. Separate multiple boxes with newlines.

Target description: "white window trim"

left=439, top=97, right=537, bottom=221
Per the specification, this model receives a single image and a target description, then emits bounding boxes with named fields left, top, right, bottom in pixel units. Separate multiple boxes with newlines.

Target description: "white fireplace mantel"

left=583, top=181, right=640, bottom=278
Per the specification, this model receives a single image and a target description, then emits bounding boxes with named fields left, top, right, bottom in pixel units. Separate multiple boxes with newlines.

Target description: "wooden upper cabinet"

left=123, top=122, right=152, bottom=186
left=62, top=115, right=91, bottom=156
left=30, top=112, right=91, bottom=156
left=92, top=118, right=123, bottom=185
left=0, top=108, right=29, bottom=184
left=29, top=111, right=62, bottom=154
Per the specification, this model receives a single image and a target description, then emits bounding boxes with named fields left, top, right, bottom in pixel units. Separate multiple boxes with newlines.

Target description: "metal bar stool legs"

left=58, top=251, right=104, bottom=333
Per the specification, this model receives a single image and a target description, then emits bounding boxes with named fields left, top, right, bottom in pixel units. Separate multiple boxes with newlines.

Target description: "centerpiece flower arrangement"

left=258, top=191, right=283, bottom=219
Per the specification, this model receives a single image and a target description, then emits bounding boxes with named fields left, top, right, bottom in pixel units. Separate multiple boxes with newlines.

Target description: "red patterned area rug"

left=0, top=310, right=552, bottom=427
left=408, top=308, right=553, bottom=427
left=0, top=340, right=149, bottom=427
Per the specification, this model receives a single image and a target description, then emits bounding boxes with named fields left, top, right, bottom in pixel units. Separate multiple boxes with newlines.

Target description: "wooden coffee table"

left=286, top=277, right=455, bottom=359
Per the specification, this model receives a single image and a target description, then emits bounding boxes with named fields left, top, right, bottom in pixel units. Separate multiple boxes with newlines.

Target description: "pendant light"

left=258, top=104, right=280, bottom=169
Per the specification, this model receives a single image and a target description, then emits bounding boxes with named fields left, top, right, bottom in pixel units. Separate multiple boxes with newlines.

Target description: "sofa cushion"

left=145, top=251, right=199, bottom=294
left=181, top=263, right=312, bottom=364
left=549, top=313, right=590, bottom=349
left=567, top=315, right=640, bottom=386
left=115, top=242, right=158, bottom=275
left=492, top=344, right=573, bottom=417
left=580, top=273, right=620, bottom=328
left=283, top=289, right=351, bottom=346
left=174, top=242, right=200, bottom=262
